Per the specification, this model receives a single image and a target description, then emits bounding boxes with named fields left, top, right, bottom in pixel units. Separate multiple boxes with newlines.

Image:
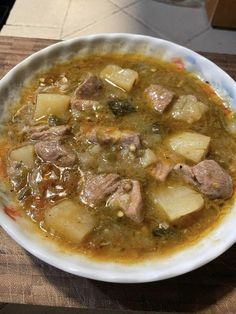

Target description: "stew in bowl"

left=0, top=34, right=236, bottom=282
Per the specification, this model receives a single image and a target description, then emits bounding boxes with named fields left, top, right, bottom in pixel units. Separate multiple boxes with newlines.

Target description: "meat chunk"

left=107, top=179, right=144, bottom=223
left=144, top=84, right=175, bottom=113
left=75, top=73, right=103, bottom=99
left=119, top=131, right=141, bottom=150
left=26, top=125, right=48, bottom=134
left=174, top=163, right=194, bottom=185
left=150, top=159, right=173, bottom=182
left=82, top=126, right=121, bottom=145
left=174, top=160, right=233, bottom=199
left=80, top=173, right=120, bottom=207
left=35, top=140, right=77, bottom=167
left=71, top=99, right=99, bottom=117
left=79, top=125, right=141, bottom=149
left=29, top=125, right=70, bottom=141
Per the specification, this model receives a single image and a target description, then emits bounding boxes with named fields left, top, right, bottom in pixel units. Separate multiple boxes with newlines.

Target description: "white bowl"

left=0, top=34, right=236, bottom=283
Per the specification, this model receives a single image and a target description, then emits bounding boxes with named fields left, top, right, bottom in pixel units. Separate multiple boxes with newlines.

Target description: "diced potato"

left=225, top=113, right=236, bottom=136
left=168, top=131, right=210, bottom=163
left=155, top=186, right=204, bottom=221
left=140, top=148, right=157, bottom=168
left=45, top=200, right=95, bottom=244
left=34, top=94, right=70, bottom=121
left=171, top=95, right=208, bottom=123
left=100, top=64, right=138, bottom=92
left=10, top=145, right=35, bottom=168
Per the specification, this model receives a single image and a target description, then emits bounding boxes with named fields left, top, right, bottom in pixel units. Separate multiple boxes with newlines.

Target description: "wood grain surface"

left=0, top=36, right=236, bottom=313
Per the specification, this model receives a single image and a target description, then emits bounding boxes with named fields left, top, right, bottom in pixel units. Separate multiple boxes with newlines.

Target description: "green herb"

left=152, top=223, right=177, bottom=239
left=151, top=122, right=162, bottom=134
left=107, top=99, right=136, bottom=116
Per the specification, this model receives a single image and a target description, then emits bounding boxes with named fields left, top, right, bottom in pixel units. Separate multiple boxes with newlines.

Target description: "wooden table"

left=0, top=36, right=236, bottom=313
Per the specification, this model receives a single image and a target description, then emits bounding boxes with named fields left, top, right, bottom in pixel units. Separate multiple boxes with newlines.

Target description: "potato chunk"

left=45, top=200, right=95, bottom=243
left=168, top=131, right=210, bottom=163
left=34, top=94, right=70, bottom=121
left=155, top=186, right=204, bottom=221
left=100, top=64, right=138, bottom=92
left=171, top=95, right=208, bottom=123
left=140, top=148, right=157, bottom=168
left=10, top=145, right=35, bottom=168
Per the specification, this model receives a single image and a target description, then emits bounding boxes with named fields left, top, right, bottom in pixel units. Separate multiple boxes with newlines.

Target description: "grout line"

left=108, top=0, right=142, bottom=9
left=122, top=0, right=213, bottom=43
left=119, top=2, right=170, bottom=40
left=59, top=0, right=72, bottom=39
left=62, top=0, right=143, bottom=39
left=62, top=6, right=165, bottom=40
left=185, top=25, right=211, bottom=44
left=61, top=7, right=121, bottom=39
left=107, top=0, right=123, bottom=10
left=123, top=11, right=168, bottom=39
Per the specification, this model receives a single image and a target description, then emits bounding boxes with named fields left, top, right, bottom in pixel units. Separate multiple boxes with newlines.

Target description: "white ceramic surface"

left=0, top=34, right=236, bottom=283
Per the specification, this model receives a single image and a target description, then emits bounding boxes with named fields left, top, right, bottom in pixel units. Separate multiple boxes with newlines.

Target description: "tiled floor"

left=0, top=0, right=235, bottom=54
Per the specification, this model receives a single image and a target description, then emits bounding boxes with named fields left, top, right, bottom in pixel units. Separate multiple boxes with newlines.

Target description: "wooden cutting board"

left=0, top=36, right=236, bottom=313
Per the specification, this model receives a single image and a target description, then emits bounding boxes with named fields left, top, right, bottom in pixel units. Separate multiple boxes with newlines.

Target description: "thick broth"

left=1, top=54, right=236, bottom=262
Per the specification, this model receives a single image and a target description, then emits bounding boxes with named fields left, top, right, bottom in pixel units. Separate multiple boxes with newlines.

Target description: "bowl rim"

left=0, top=33, right=236, bottom=283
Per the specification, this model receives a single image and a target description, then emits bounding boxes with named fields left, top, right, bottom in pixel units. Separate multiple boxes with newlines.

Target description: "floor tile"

left=6, top=0, right=70, bottom=28
left=1, top=0, right=235, bottom=55
left=62, top=0, right=119, bottom=38
left=0, top=25, right=61, bottom=39
left=186, top=28, right=236, bottom=54
left=125, top=0, right=209, bottom=44
left=109, top=0, right=140, bottom=8
left=62, top=10, right=160, bottom=39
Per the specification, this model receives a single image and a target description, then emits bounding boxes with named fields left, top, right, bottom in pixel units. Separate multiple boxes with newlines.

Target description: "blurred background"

left=0, top=0, right=235, bottom=52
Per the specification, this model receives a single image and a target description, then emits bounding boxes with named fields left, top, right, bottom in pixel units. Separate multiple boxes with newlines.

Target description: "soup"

left=1, top=54, right=236, bottom=262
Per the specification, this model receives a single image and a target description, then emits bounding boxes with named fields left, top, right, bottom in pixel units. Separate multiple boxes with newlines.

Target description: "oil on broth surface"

left=1, top=54, right=236, bottom=263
